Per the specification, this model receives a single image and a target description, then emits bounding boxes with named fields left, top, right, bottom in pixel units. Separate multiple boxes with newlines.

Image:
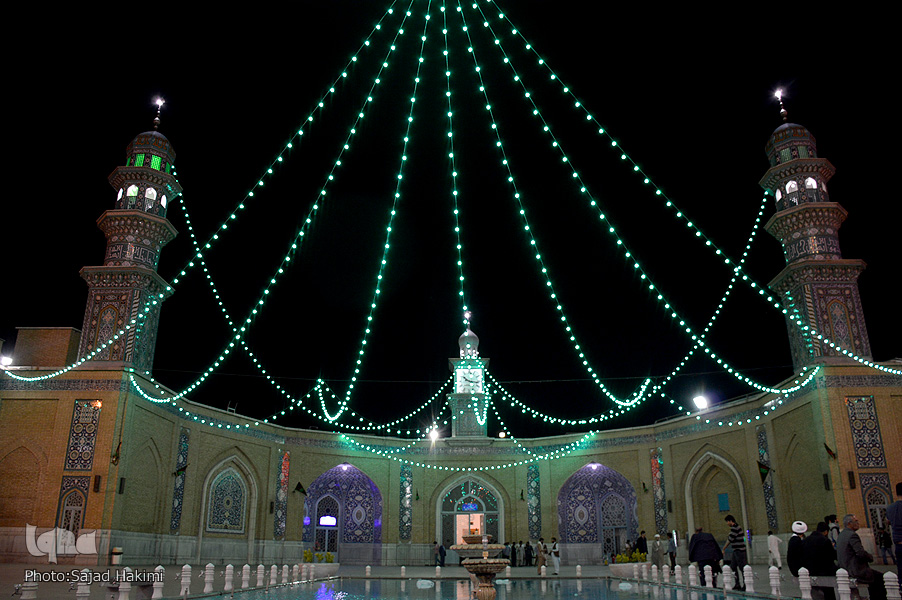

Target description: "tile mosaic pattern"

left=845, top=396, right=886, bottom=468
left=206, top=467, right=247, bottom=534
left=169, top=427, right=190, bottom=532
left=755, top=425, right=779, bottom=529
left=399, top=464, right=413, bottom=541
left=274, top=451, right=289, bottom=539
left=64, top=400, right=102, bottom=471
left=557, top=464, right=637, bottom=550
left=527, top=465, right=541, bottom=541
left=303, top=464, right=382, bottom=545
left=57, top=476, right=91, bottom=531
left=859, top=473, right=891, bottom=530
left=440, top=479, right=500, bottom=543
left=650, top=448, right=667, bottom=535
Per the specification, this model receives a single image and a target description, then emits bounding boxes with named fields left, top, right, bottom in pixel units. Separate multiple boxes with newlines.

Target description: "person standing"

left=802, top=522, right=837, bottom=600
left=876, top=528, right=895, bottom=565
left=433, top=540, right=441, bottom=566
left=510, top=540, right=518, bottom=567
left=636, top=531, right=649, bottom=557
left=723, top=515, right=748, bottom=591
left=518, top=541, right=525, bottom=566
left=667, top=535, right=678, bottom=574
left=688, top=527, right=722, bottom=586
left=825, top=515, right=840, bottom=547
left=536, top=538, right=547, bottom=574
left=524, top=540, right=534, bottom=567
left=550, top=537, right=561, bottom=575
left=837, top=514, right=887, bottom=600
left=767, top=530, right=783, bottom=568
left=788, top=521, right=807, bottom=577
left=887, top=482, right=902, bottom=583
left=651, top=534, right=666, bottom=572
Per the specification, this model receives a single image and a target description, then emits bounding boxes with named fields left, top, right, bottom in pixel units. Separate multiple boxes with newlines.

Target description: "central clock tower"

left=448, top=328, right=489, bottom=438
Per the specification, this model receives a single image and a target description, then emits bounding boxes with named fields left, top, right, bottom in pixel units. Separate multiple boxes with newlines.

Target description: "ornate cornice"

left=759, top=157, right=835, bottom=190
left=769, top=259, right=866, bottom=293
left=108, top=167, right=183, bottom=196
left=79, top=266, right=173, bottom=297
left=97, top=211, right=178, bottom=247
left=765, top=202, right=847, bottom=242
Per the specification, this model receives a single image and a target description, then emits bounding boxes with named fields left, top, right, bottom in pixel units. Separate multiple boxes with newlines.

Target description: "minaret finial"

left=774, top=88, right=788, bottom=122
left=153, top=97, right=165, bottom=130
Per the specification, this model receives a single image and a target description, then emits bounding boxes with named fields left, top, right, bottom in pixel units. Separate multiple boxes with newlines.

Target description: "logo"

left=25, top=525, right=97, bottom=563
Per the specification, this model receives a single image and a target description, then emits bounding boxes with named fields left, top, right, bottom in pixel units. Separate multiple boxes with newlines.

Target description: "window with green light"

left=779, top=148, right=791, bottom=163
left=135, top=154, right=145, bottom=167
left=150, top=155, right=162, bottom=170
left=798, top=146, right=809, bottom=159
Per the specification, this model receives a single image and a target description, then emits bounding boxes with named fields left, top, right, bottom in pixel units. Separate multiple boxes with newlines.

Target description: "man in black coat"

left=802, top=522, right=837, bottom=600
left=837, top=514, right=886, bottom=600
left=788, top=520, right=807, bottom=577
left=688, top=527, right=723, bottom=586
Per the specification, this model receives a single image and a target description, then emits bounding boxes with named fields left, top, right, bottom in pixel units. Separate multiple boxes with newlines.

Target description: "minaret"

left=447, top=328, right=490, bottom=437
left=761, top=104, right=871, bottom=370
left=77, top=107, right=180, bottom=371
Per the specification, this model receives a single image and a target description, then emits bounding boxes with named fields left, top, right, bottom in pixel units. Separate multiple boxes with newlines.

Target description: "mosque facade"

left=1, top=118, right=900, bottom=567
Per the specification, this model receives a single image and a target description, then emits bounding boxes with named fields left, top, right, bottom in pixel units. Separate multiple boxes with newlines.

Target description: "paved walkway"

left=2, top=562, right=897, bottom=600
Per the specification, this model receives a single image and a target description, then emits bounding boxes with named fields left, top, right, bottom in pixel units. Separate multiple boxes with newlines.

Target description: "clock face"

left=456, top=368, right=484, bottom=394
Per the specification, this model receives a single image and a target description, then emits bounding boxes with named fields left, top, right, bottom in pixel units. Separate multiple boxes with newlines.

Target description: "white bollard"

left=180, top=565, right=191, bottom=596
left=241, top=565, right=250, bottom=589
left=281, top=565, right=288, bottom=585
left=675, top=565, right=683, bottom=585
left=723, top=566, right=734, bottom=591
left=505, top=565, right=511, bottom=577
left=292, top=564, right=299, bottom=582
left=663, top=567, right=670, bottom=584
left=743, top=564, right=755, bottom=593
left=436, top=565, right=442, bottom=578
left=576, top=565, right=582, bottom=578
left=577, top=579, right=583, bottom=594
left=688, top=565, right=698, bottom=587
left=400, top=566, right=406, bottom=578
left=884, top=572, right=900, bottom=600
left=269, top=565, right=278, bottom=587
left=541, top=565, right=547, bottom=577
left=652, top=565, right=659, bottom=583
left=641, top=563, right=649, bottom=580
left=400, top=580, right=406, bottom=593
left=365, top=565, right=371, bottom=577
left=704, top=566, right=713, bottom=588
left=203, top=564, right=214, bottom=594
left=224, top=565, right=234, bottom=592
left=310, top=564, right=316, bottom=580
left=633, top=563, right=640, bottom=579
left=76, top=569, right=92, bottom=600
left=19, top=582, right=38, bottom=600
left=799, top=567, right=812, bottom=600
left=770, top=565, right=781, bottom=596
left=152, top=566, right=164, bottom=600
left=118, top=568, right=133, bottom=600
left=256, top=565, right=264, bottom=588
left=836, top=568, right=851, bottom=600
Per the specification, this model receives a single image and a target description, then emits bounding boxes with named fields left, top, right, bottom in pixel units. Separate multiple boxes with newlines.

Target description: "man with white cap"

left=651, top=533, right=666, bottom=571
left=788, top=520, right=807, bottom=577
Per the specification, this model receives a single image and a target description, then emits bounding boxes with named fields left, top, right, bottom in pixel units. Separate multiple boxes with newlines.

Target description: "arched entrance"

left=558, top=463, right=638, bottom=559
left=438, top=477, right=503, bottom=545
left=303, top=463, right=382, bottom=565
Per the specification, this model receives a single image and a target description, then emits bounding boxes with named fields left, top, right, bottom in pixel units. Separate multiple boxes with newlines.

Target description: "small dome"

left=458, top=328, right=479, bottom=358
left=127, top=130, right=177, bottom=165
left=765, top=123, right=817, bottom=167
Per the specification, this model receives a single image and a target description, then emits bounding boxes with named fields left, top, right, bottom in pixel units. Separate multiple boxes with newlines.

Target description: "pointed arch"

left=123, top=439, right=165, bottom=533
left=683, top=449, right=749, bottom=535
left=195, top=452, right=259, bottom=564
left=434, top=474, right=506, bottom=546
left=0, top=444, right=46, bottom=527
left=557, top=462, right=638, bottom=558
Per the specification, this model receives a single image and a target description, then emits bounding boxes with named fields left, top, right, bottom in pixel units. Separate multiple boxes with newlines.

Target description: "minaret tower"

left=447, top=328, right=490, bottom=437
left=761, top=100, right=871, bottom=370
left=77, top=105, right=181, bottom=371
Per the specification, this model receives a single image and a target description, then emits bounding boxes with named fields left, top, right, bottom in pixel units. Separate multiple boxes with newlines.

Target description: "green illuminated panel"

left=150, top=155, right=162, bottom=170
left=135, top=154, right=145, bottom=167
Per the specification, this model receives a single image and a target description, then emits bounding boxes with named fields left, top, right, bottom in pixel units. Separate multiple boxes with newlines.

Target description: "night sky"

left=3, top=3, right=897, bottom=438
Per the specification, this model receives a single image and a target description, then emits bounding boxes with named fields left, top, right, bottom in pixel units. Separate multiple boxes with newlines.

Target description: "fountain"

left=450, top=533, right=509, bottom=600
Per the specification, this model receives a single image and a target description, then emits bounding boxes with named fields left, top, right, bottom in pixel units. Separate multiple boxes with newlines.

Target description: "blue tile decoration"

left=169, top=427, right=189, bottom=532
left=63, top=400, right=102, bottom=471
left=527, top=464, right=541, bottom=541
left=274, top=451, right=289, bottom=539
left=57, top=476, right=91, bottom=532
left=303, top=463, right=382, bottom=545
left=557, top=463, right=637, bottom=558
left=845, top=396, right=886, bottom=468
left=859, top=473, right=891, bottom=530
left=440, top=479, right=500, bottom=543
left=399, top=464, right=412, bottom=541
left=206, top=467, right=247, bottom=534
left=755, top=425, right=779, bottom=529
left=650, top=448, right=667, bottom=535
